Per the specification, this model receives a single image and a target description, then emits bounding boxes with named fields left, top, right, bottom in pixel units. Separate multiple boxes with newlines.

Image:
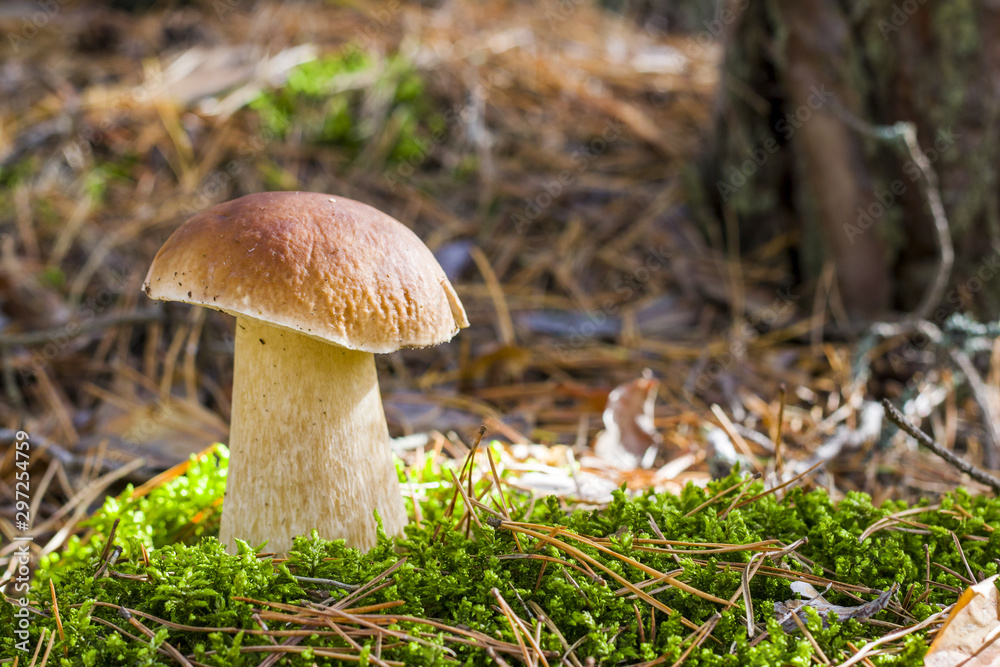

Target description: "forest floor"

left=1, top=0, right=999, bottom=577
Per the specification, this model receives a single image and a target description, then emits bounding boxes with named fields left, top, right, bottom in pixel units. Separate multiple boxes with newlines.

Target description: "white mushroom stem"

left=219, top=316, right=408, bottom=555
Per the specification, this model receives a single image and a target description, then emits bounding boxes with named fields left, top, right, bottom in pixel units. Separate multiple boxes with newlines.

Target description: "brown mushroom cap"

left=143, top=191, right=469, bottom=353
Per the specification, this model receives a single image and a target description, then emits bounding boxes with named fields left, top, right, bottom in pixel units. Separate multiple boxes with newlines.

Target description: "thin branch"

left=291, top=576, right=359, bottom=592
left=861, top=319, right=1000, bottom=469
left=881, top=398, right=1000, bottom=493
left=897, top=124, right=953, bottom=321
left=117, top=606, right=194, bottom=667
left=829, top=106, right=953, bottom=320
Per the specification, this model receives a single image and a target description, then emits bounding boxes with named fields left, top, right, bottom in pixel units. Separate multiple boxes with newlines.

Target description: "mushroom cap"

left=143, top=191, right=469, bottom=353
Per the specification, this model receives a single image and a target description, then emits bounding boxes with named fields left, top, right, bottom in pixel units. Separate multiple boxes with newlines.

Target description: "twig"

left=485, top=442, right=522, bottom=552
left=432, top=426, right=484, bottom=545
left=683, top=475, right=756, bottom=518
left=730, top=461, right=824, bottom=513
left=944, top=345, right=1000, bottom=470
left=292, top=576, right=360, bottom=592
left=881, top=399, right=1000, bottom=493
left=486, top=646, right=515, bottom=667
left=790, top=608, right=831, bottom=665
left=449, top=469, right=485, bottom=531
left=844, top=641, right=878, bottom=667
left=950, top=532, right=977, bottom=584
left=28, top=627, right=49, bottom=666
left=863, top=319, right=1000, bottom=468
left=897, top=124, right=954, bottom=322
left=774, top=384, right=787, bottom=476
left=332, top=559, right=407, bottom=609
left=664, top=613, right=720, bottom=667
left=469, top=247, right=515, bottom=346
left=740, top=552, right=766, bottom=638
left=710, top=404, right=765, bottom=475
left=94, top=518, right=121, bottom=579
left=323, top=617, right=393, bottom=667
left=833, top=606, right=950, bottom=667
left=495, top=520, right=726, bottom=632
left=633, top=603, right=645, bottom=644
left=466, top=426, right=486, bottom=538
left=117, top=606, right=193, bottom=667
left=830, top=107, right=953, bottom=321
left=49, top=580, right=65, bottom=657
left=492, top=587, right=548, bottom=667
left=532, top=601, right=583, bottom=667
left=38, top=626, right=56, bottom=667
left=252, top=613, right=278, bottom=645
left=87, top=614, right=201, bottom=664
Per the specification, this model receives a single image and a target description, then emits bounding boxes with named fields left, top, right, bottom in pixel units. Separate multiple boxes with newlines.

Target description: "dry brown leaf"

left=774, top=580, right=897, bottom=633
left=593, top=369, right=662, bottom=469
left=925, top=575, right=1000, bottom=667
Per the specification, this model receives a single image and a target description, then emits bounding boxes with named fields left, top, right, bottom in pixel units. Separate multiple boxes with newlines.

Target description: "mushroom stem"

left=219, top=316, right=408, bottom=555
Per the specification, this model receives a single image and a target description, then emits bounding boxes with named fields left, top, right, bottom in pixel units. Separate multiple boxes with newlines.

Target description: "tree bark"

left=691, top=0, right=1000, bottom=323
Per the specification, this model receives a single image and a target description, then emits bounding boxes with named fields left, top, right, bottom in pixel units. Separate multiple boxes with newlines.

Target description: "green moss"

left=2, top=449, right=998, bottom=665
left=249, top=49, right=439, bottom=168
left=0, top=157, right=37, bottom=188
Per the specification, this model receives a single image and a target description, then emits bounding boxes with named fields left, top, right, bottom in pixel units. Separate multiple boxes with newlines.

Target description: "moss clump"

left=2, top=447, right=998, bottom=665
left=249, top=49, right=442, bottom=168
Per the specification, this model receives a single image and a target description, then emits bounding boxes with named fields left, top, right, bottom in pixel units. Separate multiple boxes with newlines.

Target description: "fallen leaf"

left=925, top=575, right=1000, bottom=667
left=774, top=581, right=897, bottom=633
left=593, top=369, right=662, bottom=469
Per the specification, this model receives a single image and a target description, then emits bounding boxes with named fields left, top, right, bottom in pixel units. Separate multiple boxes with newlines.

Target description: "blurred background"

left=2, top=0, right=1000, bottom=543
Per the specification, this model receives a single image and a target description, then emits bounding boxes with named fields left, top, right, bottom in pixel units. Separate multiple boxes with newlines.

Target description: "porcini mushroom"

left=143, top=191, right=468, bottom=554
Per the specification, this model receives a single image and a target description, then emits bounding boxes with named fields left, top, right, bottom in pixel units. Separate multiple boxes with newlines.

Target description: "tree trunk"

left=690, top=0, right=1000, bottom=324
